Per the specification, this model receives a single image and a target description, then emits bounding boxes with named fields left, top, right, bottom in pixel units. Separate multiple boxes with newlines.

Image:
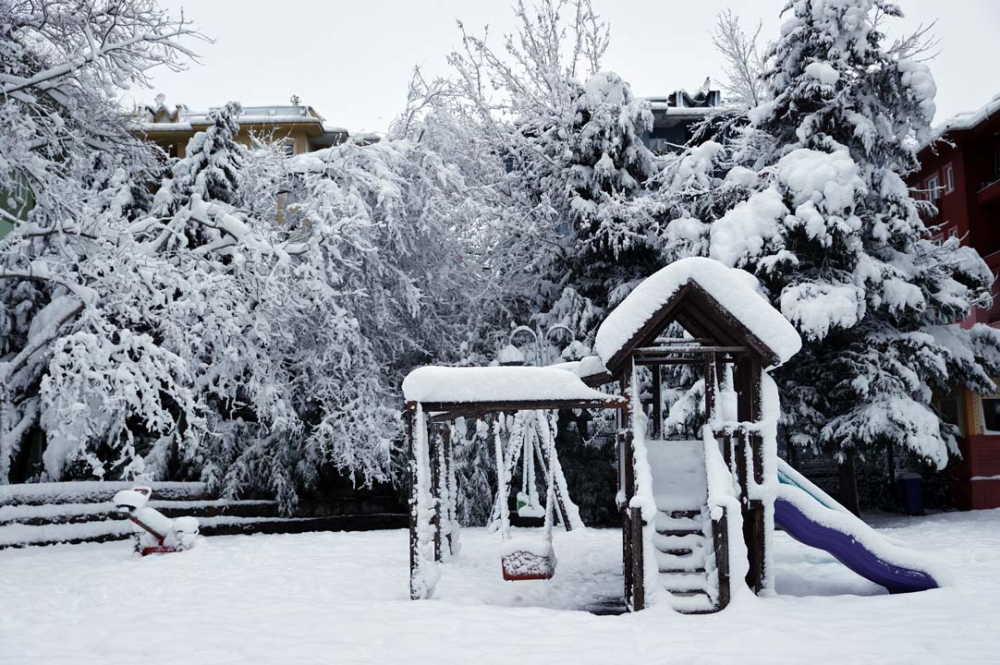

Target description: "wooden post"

left=630, top=505, right=644, bottom=611
left=712, top=509, right=731, bottom=611
left=621, top=360, right=647, bottom=611
left=442, top=424, right=455, bottom=555
left=704, top=353, right=717, bottom=423
left=736, top=355, right=765, bottom=593
left=651, top=364, right=662, bottom=439
left=430, top=427, right=443, bottom=563
left=406, top=404, right=420, bottom=600
left=620, top=428, right=635, bottom=608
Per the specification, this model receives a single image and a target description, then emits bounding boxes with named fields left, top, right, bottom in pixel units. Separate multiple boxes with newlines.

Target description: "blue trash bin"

left=898, top=472, right=924, bottom=516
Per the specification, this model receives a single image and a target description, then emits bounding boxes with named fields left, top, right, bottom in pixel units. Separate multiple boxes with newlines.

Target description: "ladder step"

left=660, top=571, right=710, bottom=593
left=653, top=532, right=704, bottom=551
left=654, top=511, right=702, bottom=533
left=656, top=528, right=702, bottom=537
left=654, top=547, right=707, bottom=572
left=665, top=590, right=717, bottom=614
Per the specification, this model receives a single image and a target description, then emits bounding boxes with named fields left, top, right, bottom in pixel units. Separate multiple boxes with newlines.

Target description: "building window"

left=282, top=139, right=296, bottom=157
left=926, top=174, right=941, bottom=201
left=983, top=398, right=1000, bottom=434
left=944, top=163, right=954, bottom=194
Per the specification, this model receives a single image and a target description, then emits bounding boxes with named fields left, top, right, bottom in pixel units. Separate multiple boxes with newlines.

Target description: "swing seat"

left=501, top=538, right=556, bottom=581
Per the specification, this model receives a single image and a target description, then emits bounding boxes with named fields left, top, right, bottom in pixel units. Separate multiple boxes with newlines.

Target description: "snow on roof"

left=930, top=92, right=1000, bottom=141
left=549, top=356, right=610, bottom=381
left=402, top=366, right=617, bottom=405
left=594, top=257, right=802, bottom=368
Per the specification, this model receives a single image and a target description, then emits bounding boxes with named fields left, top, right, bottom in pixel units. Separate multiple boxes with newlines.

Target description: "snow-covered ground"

left=1, top=511, right=998, bottom=664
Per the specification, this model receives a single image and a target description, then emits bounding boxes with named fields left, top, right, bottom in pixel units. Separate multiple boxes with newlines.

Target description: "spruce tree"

left=678, top=0, right=1000, bottom=494
left=153, top=101, right=244, bottom=215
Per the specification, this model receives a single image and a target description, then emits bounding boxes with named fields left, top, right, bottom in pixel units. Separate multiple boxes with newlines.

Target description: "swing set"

left=402, top=365, right=625, bottom=598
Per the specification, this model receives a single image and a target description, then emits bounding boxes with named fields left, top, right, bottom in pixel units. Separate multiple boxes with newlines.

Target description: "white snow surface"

left=646, top=440, right=707, bottom=511
left=402, top=366, right=616, bottom=404
left=804, top=62, right=840, bottom=86
left=594, top=258, right=801, bottom=367
left=2, top=511, right=998, bottom=664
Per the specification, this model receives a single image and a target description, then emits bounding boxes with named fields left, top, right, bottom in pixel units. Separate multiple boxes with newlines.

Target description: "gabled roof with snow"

left=402, top=366, right=621, bottom=409
left=594, top=258, right=802, bottom=372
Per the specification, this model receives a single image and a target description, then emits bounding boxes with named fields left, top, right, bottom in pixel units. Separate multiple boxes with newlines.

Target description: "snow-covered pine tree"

left=152, top=102, right=244, bottom=218
left=697, top=0, right=1000, bottom=497
left=562, top=71, right=658, bottom=311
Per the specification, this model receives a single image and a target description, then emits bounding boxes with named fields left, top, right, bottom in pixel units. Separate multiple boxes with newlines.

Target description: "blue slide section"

left=775, top=460, right=939, bottom=594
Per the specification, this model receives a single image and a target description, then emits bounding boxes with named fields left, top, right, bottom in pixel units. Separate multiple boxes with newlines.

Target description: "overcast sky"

left=137, top=0, right=1000, bottom=134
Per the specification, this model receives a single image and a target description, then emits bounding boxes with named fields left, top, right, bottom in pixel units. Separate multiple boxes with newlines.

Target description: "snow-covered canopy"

left=402, top=366, right=618, bottom=405
left=594, top=258, right=802, bottom=369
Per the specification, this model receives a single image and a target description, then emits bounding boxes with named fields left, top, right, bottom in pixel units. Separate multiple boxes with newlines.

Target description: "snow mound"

left=402, top=366, right=617, bottom=404
left=594, top=257, right=802, bottom=368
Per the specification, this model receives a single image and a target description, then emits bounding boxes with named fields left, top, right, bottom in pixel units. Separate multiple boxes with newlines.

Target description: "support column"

left=651, top=364, right=662, bottom=439
left=406, top=403, right=420, bottom=600
left=442, top=424, right=456, bottom=554
left=430, top=427, right=443, bottom=563
left=736, top=355, right=765, bottom=593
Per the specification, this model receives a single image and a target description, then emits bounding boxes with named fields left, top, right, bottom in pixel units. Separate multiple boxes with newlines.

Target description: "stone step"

left=0, top=500, right=279, bottom=527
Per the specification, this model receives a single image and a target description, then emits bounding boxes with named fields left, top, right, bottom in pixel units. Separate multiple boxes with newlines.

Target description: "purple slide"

left=774, top=488, right=939, bottom=594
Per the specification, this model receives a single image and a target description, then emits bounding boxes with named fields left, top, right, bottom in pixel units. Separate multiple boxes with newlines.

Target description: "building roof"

left=928, top=93, right=1000, bottom=143
left=644, top=88, right=724, bottom=116
left=133, top=97, right=350, bottom=140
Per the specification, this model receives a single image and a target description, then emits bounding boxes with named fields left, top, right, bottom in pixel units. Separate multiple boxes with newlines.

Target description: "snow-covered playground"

left=1, top=512, right=998, bottom=665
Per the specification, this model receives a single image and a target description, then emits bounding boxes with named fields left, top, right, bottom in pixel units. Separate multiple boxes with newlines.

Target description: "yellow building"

left=134, top=95, right=352, bottom=158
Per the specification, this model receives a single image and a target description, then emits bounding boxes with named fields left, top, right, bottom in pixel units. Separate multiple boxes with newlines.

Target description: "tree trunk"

left=838, top=450, right=861, bottom=517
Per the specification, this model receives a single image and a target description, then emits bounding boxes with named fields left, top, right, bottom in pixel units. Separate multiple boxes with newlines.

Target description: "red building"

left=910, top=93, right=1000, bottom=510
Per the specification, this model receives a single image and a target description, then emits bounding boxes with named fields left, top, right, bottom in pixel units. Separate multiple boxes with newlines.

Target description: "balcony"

left=978, top=178, right=1000, bottom=205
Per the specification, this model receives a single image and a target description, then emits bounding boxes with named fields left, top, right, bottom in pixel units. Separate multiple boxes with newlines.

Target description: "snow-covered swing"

left=401, top=365, right=626, bottom=599
left=492, top=409, right=562, bottom=581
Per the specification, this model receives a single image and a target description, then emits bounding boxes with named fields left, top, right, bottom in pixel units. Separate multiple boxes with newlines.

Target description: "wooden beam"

left=635, top=345, right=749, bottom=356
left=419, top=398, right=627, bottom=423
left=634, top=357, right=702, bottom=366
